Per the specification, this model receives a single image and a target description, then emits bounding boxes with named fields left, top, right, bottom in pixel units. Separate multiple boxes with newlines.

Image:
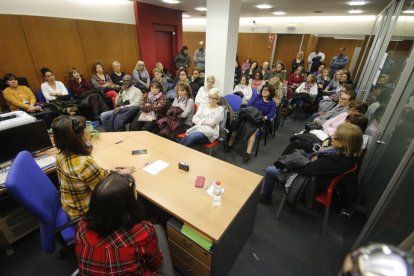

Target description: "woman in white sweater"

left=233, top=75, right=253, bottom=105
left=195, top=75, right=216, bottom=108
left=40, top=67, right=69, bottom=102
left=181, top=88, right=224, bottom=147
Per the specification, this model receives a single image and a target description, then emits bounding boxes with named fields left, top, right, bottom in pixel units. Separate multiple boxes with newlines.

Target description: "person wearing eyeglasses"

left=259, top=123, right=362, bottom=206
left=180, top=89, right=224, bottom=147
left=314, top=88, right=356, bottom=126
left=75, top=172, right=174, bottom=275
left=195, top=75, right=216, bottom=108
left=227, top=84, right=277, bottom=162
left=52, top=115, right=135, bottom=219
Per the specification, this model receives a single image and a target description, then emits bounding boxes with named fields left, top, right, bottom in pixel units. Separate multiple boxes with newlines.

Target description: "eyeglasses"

left=209, top=96, right=219, bottom=100
left=339, top=97, right=350, bottom=101
left=179, top=73, right=187, bottom=76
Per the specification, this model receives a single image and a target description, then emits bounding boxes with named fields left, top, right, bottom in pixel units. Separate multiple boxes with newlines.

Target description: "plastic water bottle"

left=212, top=181, right=222, bottom=207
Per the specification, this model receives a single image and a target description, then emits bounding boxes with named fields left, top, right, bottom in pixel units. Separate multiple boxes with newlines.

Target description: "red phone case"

left=195, top=176, right=205, bottom=188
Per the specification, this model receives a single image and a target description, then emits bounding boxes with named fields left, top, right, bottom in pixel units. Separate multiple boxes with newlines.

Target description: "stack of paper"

left=181, top=223, right=213, bottom=251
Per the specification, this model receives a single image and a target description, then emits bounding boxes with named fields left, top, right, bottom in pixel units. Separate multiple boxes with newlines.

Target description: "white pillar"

left=205, top=0, right=241, bottom=95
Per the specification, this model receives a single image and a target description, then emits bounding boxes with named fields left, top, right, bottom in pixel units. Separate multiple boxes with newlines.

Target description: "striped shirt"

left=56, top=153, right=108, bottom=219
left=75, top=220, right=163, bottom=276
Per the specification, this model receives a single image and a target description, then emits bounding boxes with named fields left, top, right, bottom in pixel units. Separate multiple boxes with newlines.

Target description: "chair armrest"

left=55, top=216, right=81, bottom=234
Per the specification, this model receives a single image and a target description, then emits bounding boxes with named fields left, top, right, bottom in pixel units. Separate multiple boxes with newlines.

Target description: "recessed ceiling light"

left=162, top=0, right=180, bottom=4
left=403, top=10, right=414, bottom=14
left=272, top=11, right=286, bottom=15
left=255, top=4, right=273, bottom=9
left=195, top=7, right=207, bottom=11
left=182, top=13, right=190, bottom=18
left=348, top=1, right=367, bottom=5
left=348, top=9, right=363, bottom=14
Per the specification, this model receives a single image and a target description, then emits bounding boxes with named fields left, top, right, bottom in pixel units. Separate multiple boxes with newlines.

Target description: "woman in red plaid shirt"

left=75, top=172, right=173, bottom=275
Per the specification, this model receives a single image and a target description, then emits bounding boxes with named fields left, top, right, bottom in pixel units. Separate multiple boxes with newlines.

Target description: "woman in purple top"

left=227, top=84, right=276, bottom=162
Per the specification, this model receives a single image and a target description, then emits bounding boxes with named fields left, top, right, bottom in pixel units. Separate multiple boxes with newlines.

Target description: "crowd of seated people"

left=0, top=44, right=400, bottom=275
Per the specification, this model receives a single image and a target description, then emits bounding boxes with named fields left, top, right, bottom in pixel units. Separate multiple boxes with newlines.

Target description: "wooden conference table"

left=92, top=131, right=263, bottom=275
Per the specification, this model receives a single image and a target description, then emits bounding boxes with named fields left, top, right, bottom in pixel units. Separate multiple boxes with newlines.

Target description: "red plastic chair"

left=275, top=164, right=358, bottom=237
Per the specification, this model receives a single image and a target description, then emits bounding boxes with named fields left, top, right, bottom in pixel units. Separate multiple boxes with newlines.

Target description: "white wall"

left=0, top=0, right=135, bottom=24
left=1, top=0, right=413, bottom=38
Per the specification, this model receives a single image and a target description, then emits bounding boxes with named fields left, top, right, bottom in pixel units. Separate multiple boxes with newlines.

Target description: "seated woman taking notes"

left=52, top=115, right=135, bottom=219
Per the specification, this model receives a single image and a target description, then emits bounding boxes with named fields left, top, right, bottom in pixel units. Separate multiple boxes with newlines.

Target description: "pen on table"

left=115, top=140, right=123, bottom=144
left=143, top=162, right=149, bottom=168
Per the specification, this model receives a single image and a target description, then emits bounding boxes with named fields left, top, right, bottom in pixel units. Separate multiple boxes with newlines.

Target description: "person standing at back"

left=330, top=48, right=349, bottom=78
left=307, top=45, right=325, bottom=73
left=173, top=45, right=191, bottom=72
left=193, top=41, right=206, bottom=72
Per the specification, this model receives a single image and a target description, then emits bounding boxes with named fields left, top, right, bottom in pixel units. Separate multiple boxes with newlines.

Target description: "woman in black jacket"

left=259, top=123, right=362, bottom=205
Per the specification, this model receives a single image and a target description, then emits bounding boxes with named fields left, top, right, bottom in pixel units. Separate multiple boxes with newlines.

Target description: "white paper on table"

left=143, top=160, right=169, bottom=175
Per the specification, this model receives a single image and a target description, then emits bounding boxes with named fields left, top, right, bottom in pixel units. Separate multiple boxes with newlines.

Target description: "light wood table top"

left=91, top=131, right=263, bottom=242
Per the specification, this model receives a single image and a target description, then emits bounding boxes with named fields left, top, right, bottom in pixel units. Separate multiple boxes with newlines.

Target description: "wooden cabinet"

left=167, top=219, right=212, bottom=276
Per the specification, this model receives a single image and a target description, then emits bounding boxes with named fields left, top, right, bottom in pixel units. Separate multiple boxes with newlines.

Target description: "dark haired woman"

left=259, top=123, right=362, bottom=206
left=158, top=82, right=194, bottom=139
left=130, top=81, right=167, bottom=132
left=75, top=172, right=174, bottom=275
left=52, top=115, right=135, bottom=219
left=227, top=85, right=277, bottom=162
left=249, top=70, right=265, bottom=93
left=2, top=73, right=53, bottom=127
left=40, top=67, right=69, bottom=102
left=242, top=58, right=251, bottom=72
left=91, top=63, right=118, bottom=108
left=68, top=68, right=108, bottom=120
left=173, top=45, right=192, bottom=71
left=244, top=61, right=259, bottom=80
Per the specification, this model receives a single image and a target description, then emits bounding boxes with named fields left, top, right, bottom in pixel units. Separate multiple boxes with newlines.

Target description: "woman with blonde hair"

left=291, top=51, right=305, bottom=74
left=181, top=88, right=224, bottom=147
left=195, top=75, right=216, bottom=108
left=259, top=123, right=362, bottom=205
left=132, top=60, right=150, bottom=91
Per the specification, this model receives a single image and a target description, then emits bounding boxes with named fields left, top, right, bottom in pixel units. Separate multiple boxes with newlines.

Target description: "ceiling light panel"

left=255, top=4, right=273, bottom=9
left=195, top=7, right=207, bottom=11
left=348, top=9, right=363, bottom=14
left=162, top=0, right=180, bottom=4
left=348, top=1, right=368, bottom=5
left=272, top=11, right=286, bottom=15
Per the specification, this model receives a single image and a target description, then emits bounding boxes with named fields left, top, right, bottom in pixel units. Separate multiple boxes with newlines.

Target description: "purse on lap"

left=138, top=111, right=156, bottom=122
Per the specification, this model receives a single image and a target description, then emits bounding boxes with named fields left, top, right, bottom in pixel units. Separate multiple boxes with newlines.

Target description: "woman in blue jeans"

left=259, top=123, right=362, bottom=206
left=180, top=89, right=224, bottom=147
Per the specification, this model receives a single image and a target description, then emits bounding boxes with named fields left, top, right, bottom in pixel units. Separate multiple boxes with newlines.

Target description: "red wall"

left=134, top=2, right=183, bottom=74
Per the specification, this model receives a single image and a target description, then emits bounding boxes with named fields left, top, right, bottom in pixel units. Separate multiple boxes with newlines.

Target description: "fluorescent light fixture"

left=182, top=14, right=190, bottom=18
left=255, top=4, right=273, bottom=9
left=348, top=1, right=367, bottom=5
left=195, top=7, right=207, bottom=11
left=403, top=10, right=414, bottom=14
left=162, top=0, right=180, bottom=4
left=272, top=11, right=286, bottom=15
left=348, top=9, right=363, bottom=14
left=76, top=0, right=130, bottom=4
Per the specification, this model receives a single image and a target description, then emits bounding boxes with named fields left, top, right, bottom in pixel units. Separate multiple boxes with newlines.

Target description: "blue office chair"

left=224, top=94, right=242, bottom=113
left=36, top=89, right=47, bottom=103
left=5, top=151, right=77, bottom=257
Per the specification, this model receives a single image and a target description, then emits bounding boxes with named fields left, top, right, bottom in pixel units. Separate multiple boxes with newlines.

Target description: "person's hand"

left=263, top=116, right=268, bottom=121
left=113, top=166, right=136, bottom=175
left=113, top=107, right=121, bottom=114
left=27, top=105, right=37, bottom=113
